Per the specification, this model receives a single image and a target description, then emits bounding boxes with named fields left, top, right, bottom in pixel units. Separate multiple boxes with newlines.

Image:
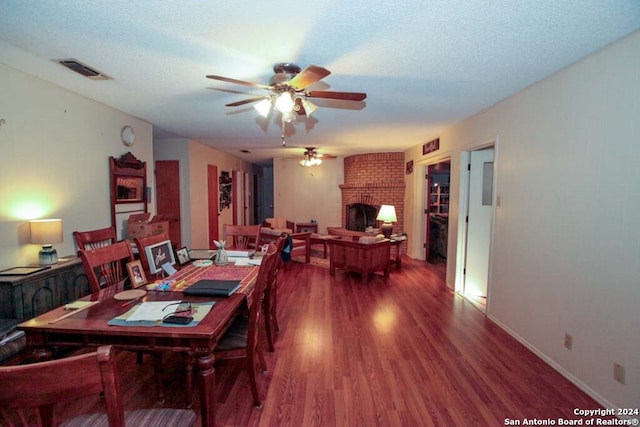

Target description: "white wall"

left=404, top=31, right=640, bottom=409
left=0, top=64, right=153, bottom=269
left=273, top=157, right=343, bottom=234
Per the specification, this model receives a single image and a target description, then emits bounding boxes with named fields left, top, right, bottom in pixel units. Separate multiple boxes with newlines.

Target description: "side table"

left=389, top=239, right=404, bottom=269
left=296, top=222, right=318, bottom=234
left=310, top=234, right=340, bottom=259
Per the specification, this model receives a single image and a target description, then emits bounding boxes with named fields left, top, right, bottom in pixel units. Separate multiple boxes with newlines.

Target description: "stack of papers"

left=226, top=250, right=255, bottom=257
left=126, top=300, right=182, bottom=322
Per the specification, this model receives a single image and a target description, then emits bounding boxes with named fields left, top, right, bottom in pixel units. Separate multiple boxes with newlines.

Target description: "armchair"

left=260, top=218, right=310, bottom=263
left=327, top=237, right=391, bottom=283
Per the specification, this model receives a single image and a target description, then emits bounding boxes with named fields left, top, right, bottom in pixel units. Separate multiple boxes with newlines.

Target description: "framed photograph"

left=175, top=246, right=190, bottom=265
left=126, top=260, right=147, bottom=288
left=144, top=239, right=176, bottom=274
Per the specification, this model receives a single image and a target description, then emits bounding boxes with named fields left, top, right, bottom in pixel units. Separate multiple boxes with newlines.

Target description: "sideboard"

left=0, top=257, right=89, bottom=321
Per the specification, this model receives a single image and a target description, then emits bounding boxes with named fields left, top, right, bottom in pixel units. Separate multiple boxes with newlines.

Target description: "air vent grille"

left=54, top=59, right=111, bottom=80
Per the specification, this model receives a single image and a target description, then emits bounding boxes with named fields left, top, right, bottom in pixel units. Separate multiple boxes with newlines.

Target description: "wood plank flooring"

left=53, top=256, right=605, bottom=426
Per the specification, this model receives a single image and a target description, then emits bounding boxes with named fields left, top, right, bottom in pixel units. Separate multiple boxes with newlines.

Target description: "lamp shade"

left=376, top=205, right=397, bottom=223
left=30, top=219, right=63, bottom=244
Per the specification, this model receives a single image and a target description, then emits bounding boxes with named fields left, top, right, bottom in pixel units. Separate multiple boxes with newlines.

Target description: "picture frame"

left=175, top=246, right=190, bottom=265
left=144, top=239, right=176, bottom=275
left=126, top=260, right=147, bottom=288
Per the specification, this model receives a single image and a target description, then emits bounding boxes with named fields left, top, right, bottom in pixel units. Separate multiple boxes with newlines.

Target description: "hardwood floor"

left=54, top=256, right=605, bottom=426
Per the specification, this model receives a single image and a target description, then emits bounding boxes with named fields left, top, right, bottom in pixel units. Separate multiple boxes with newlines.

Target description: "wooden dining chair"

left=79, top=240, right=135, bottom=293
left=73, top=225, right=117, bottom=255
left=134, top=232, right=171, bottom=278
left=264, top=235, right=287, bottom=352
left=214, top=239, right=280, bottom=407
left=223, top=224, right=262, bottom=250
left=79, top=240, right=163, bottom=393
left=0, top=345, right=196, bottom=427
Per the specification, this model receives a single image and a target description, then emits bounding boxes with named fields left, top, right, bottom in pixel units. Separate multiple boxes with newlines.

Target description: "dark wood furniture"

left=390, top=239, right=404, bottom=269
left=214, top=240, right=280, bottom=406
left=310, top=233, right=340, bottom=259
left=0, top=257, right=88, bottom=322
left=260, top=230, right=311, bottom=263
left=264, top=236, right=287, bottom=352
left=296, top=222, right=318, bottom=233
left=327, top=238, right=391, bottom=284
left=0, top=344, right=196, bottom=426
left=79, top=241, right=135, bottom=293
left=18, top=264, right=259, bottom=427
left=72, top=225, right=117, bottom=255
left=223, top=224, right=261, bottom=250
left=134, top=232, right=171, bottom=278
left=110, top=152, right=148, bottom=237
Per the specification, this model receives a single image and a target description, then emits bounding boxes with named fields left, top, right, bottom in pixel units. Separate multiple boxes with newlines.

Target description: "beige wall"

left=273, top=157, right=343, bottom=234
left=403, top=31, right=640, bottom=410
left=0, top=64, right=153, bottom=268
left=154, top=138, right=256, bottom=249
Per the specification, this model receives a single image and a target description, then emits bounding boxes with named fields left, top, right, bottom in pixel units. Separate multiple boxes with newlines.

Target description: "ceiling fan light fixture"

left=300, top=98, right=318, bottom=116
left=282, top=111, right=295, bottom=123
left=299, top=150, right=323, bottom=167
left=254, top=98, right=272, bottom=117
left=275, top=91, right=294, bottom=113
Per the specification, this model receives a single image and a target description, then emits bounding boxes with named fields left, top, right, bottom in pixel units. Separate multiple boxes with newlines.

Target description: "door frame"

left=454, top=138, right=499, bottom=314
left=412, top=152, right=451, bottom=261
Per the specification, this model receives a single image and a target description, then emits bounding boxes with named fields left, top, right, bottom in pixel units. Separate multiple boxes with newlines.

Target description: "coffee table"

left=310, top=234, right=340, bottom=258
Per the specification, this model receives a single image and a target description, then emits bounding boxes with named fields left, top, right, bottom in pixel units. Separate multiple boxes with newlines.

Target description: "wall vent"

left=54, top=59, right=111, bottom=80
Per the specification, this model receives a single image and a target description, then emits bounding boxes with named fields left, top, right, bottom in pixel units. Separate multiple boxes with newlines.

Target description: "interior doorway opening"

left=426, top=161, right=450, bottom=268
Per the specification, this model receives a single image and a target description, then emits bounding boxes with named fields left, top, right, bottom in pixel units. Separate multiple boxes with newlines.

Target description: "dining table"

left=17, top=262, right=260, bottom=427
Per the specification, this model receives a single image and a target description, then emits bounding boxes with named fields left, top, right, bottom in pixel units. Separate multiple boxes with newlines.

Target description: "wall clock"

left=121, top=125, right=135, bottom=147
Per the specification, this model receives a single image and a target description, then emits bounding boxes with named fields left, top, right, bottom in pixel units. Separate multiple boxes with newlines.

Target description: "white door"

left=464, top=147, right=494, bottom=297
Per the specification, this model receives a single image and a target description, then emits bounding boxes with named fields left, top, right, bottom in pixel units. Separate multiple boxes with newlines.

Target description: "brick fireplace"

left=339, top=152, right=405, bottom=237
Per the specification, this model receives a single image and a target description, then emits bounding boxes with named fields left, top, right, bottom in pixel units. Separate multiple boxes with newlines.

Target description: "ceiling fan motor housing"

left=270, top=63, right=302, bottom=87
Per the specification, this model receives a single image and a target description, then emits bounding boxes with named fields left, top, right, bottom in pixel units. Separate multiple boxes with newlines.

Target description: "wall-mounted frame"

left=110, top=152, right=148, bottom=238
left=144, top=239, right=176, bottom=275
left=219, top=171, right=232, bottom=210
left=126, top=260, right=147, bottom=288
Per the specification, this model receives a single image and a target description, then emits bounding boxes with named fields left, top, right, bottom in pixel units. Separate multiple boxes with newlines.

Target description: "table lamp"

left=376, top=205, right=397, bottom=239
left=30, top=219, right=63, bottom=265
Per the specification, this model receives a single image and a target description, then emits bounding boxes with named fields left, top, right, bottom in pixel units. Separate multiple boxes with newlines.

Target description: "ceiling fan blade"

left=287, top=65, right=331, bottom=90
left=226, top=96, right=267, bottom=107
left=306, top=90, right=367, bottom=101
left=206, top=74, right=272, bottom=90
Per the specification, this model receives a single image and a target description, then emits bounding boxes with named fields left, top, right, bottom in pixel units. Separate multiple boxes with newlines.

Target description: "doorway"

left=207, top=164, right=219, bottom=249
left=425, top=161, right=450, bottom=278
left=155, top=160, right=182, bottom=247
left=458, top=146, right=495, bottom=312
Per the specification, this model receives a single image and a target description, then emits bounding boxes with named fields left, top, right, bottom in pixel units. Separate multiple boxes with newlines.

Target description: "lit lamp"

left=376, top=205, right=397, bottom=239
left=30, top=219, right=63, bottom=265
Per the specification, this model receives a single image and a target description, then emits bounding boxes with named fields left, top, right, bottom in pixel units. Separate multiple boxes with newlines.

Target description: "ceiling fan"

left=206, top=63, right=367, bottom=119
left=292, top=147, right=336, bottom=167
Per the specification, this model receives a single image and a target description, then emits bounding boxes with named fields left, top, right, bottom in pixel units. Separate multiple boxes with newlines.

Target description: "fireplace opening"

left=346, top=203, right=378, bottom=232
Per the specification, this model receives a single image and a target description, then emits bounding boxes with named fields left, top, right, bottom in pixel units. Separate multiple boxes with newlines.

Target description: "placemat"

left=107, top=301, right=215, bottom=327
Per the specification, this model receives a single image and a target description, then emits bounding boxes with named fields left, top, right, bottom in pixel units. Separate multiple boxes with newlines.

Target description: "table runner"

left=146, top=264, right=259, bottom=295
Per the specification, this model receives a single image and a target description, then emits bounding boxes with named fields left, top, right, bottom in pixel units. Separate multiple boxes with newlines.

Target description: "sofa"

left=327, top=236, right=391, bottom=283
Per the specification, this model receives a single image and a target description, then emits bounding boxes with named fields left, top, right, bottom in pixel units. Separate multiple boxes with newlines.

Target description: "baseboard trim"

left=487, top=313, right=616, bottom=411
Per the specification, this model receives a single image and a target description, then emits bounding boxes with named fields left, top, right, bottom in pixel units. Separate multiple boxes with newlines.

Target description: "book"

left=183, top=279, right=241, bottom=297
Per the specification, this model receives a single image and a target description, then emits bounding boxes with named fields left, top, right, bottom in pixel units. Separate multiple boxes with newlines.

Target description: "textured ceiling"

left=1, top=1, right=639, bottom=165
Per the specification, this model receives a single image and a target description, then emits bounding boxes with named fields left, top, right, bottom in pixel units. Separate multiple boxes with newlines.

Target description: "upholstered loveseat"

left=327, top=236, right=391, bottom=283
